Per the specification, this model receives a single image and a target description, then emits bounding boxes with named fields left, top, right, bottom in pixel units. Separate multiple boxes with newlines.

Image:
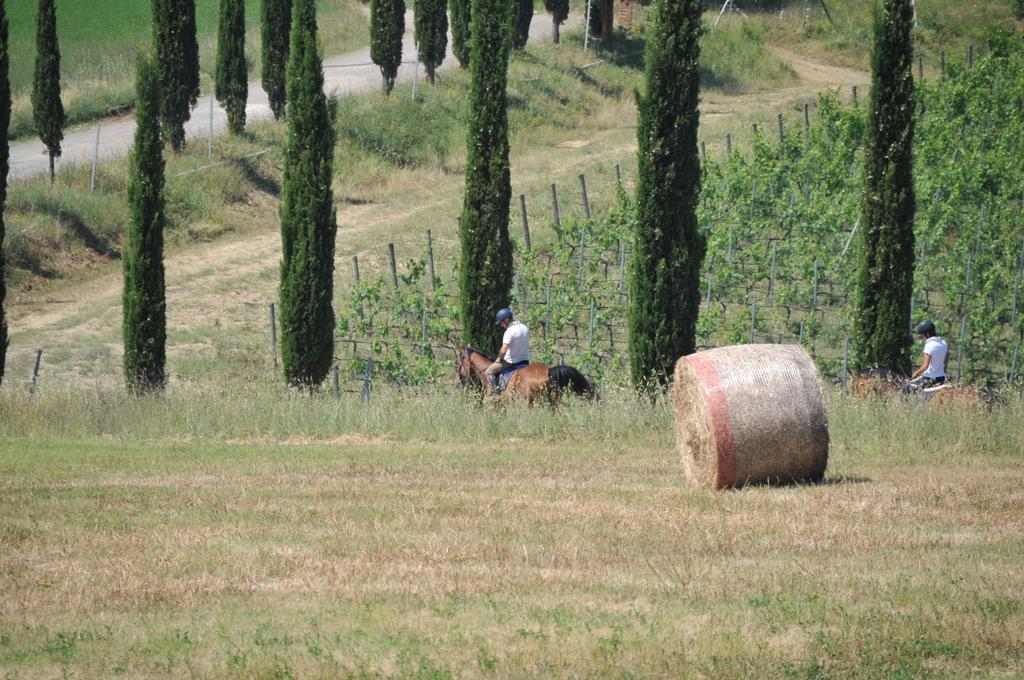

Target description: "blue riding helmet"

left=915, top=320, right=936, bottom=336
left=495, top=308, right=513, bottom=325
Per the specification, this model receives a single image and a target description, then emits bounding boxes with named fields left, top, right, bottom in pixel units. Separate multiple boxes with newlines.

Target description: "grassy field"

left=1, top=387, right=1022, bottom=677
left=3, top=4, right=1022, bottom=677
left=737, top=0, right=1017, bottom=70
left=4, top=0, right=368, bottom=139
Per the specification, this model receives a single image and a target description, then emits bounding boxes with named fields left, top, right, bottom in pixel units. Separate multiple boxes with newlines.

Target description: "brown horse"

left=850, top=367, right=906, bottom=398
left=850, top=368, right=990, bottom=409
left=456, top=347, right=593, bottom=406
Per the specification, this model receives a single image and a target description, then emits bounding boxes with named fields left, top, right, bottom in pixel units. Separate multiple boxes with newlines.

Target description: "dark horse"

left=457, top=347, right=593, bottom=406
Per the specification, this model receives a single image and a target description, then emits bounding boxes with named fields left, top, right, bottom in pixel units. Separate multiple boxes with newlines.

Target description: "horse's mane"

left=465, top=346, right=497, bottom=361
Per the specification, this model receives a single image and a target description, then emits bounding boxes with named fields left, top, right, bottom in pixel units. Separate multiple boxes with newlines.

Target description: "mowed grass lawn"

left=1, top=388, right=1022, bottom=677
left=4, top=0, right=367, bottom=139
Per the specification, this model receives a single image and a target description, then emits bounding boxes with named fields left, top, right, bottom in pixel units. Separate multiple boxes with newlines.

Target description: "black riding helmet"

left=915, top=320, right=937, bottom=337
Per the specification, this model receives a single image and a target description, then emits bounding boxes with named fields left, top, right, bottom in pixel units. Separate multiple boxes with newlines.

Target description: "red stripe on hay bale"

left=673, top=344, right=829, bottom=489
left=686, top=352, right=737, bottom=489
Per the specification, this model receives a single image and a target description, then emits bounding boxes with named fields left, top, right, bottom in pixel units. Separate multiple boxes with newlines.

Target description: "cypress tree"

left=261, top=0, right=291, bottom=119
left=152, top=0, right=200, bottom=152
left=628, top=0, right=705, bottom=391
left=123, top=53, right=167, bottom=394
left=1015, top=0, right=1024, bottom=20
left=414, top=0, right=447, bottom=84
left=370, top=0, right=405, bottom=95
left=279, top=0, right=337, bottom=389
left=544, top=0, right=568, bottom=44
left=598, top=0, right=614, bottom=41
left=450, top=0, right=471, bottom=68
left=0, top=0, right=10, bottom=386
left=216, top=0, right=248, bottom=134
left=459, top=0, right=513, bottom=350
left=31, top=0, right=64, bottom=184
left=854, top=0, right=916, bottom=375
left=512, top=0, right=532, bottom=50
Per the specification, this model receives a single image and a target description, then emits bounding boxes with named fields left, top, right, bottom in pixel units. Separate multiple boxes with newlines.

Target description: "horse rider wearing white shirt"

left=485, top=308, right=529, bottom=395
left=902, top=320, right=949, bottom=394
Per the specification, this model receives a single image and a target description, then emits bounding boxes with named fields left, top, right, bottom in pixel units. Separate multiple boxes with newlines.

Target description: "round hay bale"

left=673, top=344, right=829, bottom=489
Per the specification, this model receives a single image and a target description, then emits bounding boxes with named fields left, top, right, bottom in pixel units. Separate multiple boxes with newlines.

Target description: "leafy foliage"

left=215, top=0, right=248, bottom=134
left=544, top=0, right=568, bottom=44
left=459, top=0, right=514, bottom=350
left=512, top=0, right=532, bottom=50
left=414, top=0, right=447, bottom=84
left=279, top=0, right=336, bottom=388
left=123, top=53, right=167, bottom=393
left=854, top=0, right=917, bottom=375
left=153, top=0, right=201, bottom=151
left=629, top=0, right=705, bottom=390
left=0, top=1, right=9, bottom=385
left=261, top=0, right=291, bottom=120
left=449, top=0, right=471, bottom=68
left=334, top=35, right=1024, bottom=388
left=31, top=0, right=63, bottom=183
left=370, top=0, right=405, bottom=95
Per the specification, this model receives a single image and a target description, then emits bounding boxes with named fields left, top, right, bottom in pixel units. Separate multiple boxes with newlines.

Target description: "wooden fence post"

left=426, top=229, right=436, bottom=290
left=749, top=298, right=757, bottom=344
left=726, top=133, right=732, bottom=157
left=544, top=278, right=552, bottom=340
left=777, top=113, right=784, bottom=146
left=579, top=174, right=590, bottom=220
left=803, top=103, right=810, bottom=131
left=361, top=357, right=373, bottom=402
left=842, top=337, right=850, bottom=387
left=519, top=194, right=531, bottom=252
left=332, top=364, right=340, bottom=399
left=388, top=243, right=398, bottom=287
left=852, top=85, right=858, bottom=106
left=940, top=51, right=945, bottom=81
left=268, top=303, right=278, bottom=370
left=90, top=125, right=101, bottom=193
left=29, top=349, right=43, bottom=396
left=551, top=183, right=561, bottom=227
left=957, top=316, right=968, bottom=382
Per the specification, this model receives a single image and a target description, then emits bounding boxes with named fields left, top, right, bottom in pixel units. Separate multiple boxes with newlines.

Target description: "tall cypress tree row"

left=450, top=0, right=471, bottom=68
left=544, top=0, right=568, bottom=44
left=459, top=0, right=513, bottom=350
left=123, top=53, right=167, bottom=394
left=414, top=0, right=447, bottom=84
left=261, top=0, right=291, bottom=119
left=216, top=0, right=248, bottom=134
left=512, top=0, right=532, bottom=50
left=628, top=0, right=705, bottom=391
left=370, top=0, right=405, bottom=95
left=152, top=0, right=200, bottom=152
left=32, top=0, right=63, bottom=184
left=0, top=0, right=10, bottom=386
left=279, top=0, right=337, bottom=389
left=854, top=0, right=916, bottom=375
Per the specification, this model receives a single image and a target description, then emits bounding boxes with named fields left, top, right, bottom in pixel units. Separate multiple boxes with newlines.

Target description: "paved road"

left=8, top=12, right=563, bottom=182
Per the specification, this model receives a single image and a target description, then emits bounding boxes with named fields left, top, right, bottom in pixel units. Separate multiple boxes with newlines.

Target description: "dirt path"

left=7, top=13, right=566, bottom=183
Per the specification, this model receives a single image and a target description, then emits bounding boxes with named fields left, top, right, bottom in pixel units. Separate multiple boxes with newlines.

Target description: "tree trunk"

left=600, top=0, right=614, bottom=41
left=426, top=64, right=436, bottom=85
left=48, top=153, right=54, bottom=183
left=553, top=20, right=560, bottom=44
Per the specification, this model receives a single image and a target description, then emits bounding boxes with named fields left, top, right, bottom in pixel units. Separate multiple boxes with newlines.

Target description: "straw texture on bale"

left=673, top=344, right=829, bottom=489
